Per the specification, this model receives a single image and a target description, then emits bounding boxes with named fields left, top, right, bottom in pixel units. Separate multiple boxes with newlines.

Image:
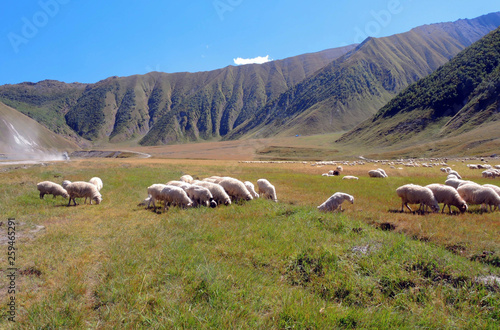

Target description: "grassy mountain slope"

left=0, top=101, right=79, bottom=156
left=337, top=27, right=500, bottom=153
left=0, top=46, right=354, bottom=146
left=227, top=12, right=500, bottom=140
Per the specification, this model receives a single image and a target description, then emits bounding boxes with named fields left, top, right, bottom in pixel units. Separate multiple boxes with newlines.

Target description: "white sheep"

left=244, top=181, right=260, bottom=199
left=396, top=184, right=439, bottom=213
left=444, top=178, right=464, bottom=189
left=180, top=175, right=194, bottom=183
left=37, top=181, right=69, bottom=199
left=87, top=177, right=103, bottom=204
left=146, top=184, right=169, bottom=209
left=425, top=184, right=468, bottom=214
left=336, top=166, right=343, bottom=172
left=203, top=176, right=225, bottom=184
left=483, top=184, right=500, bottom=197
left=157, top=185, right=193, bottom=211
left=377, top=168, right=388, bottom=177
left=166, top=180, right=192, bottom=190
left=66, top=181, right=102, bottom=206
left=457, top=184, right=500, bottom=212
left=193, top=181, right=232, bottom=206
left=257, top=178, right=278, bottom=202
left=446, top=169, right=462, bottom=179
left=184, top=185, right=216, bottom=208
left=62, top=180, right=71, bottom=189
left=342, top=176, right=359, bottom=180
left=89, top=177, right=103, bottom=191
left=219, top=178, right=253, bottom=202
left=368, top=170, right=386, bottom=178
left=317, top=192, right=354, bottom=212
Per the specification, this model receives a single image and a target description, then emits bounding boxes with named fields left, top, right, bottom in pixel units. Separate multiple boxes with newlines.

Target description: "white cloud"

left=233, top=55, right=272, bottom=65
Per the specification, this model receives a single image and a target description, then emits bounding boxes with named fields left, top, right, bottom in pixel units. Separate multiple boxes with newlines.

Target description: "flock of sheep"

left=35, top=161, right=500, bottom=215
left=140, top=175, right=278, bottom=211
left=396, top=167, right=500, bottom=214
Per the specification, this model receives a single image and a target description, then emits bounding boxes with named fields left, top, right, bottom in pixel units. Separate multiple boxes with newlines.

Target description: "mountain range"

left=1, top=12, right=500, bottom=154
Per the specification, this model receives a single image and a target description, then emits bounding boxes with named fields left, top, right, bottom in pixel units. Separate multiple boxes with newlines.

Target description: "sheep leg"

left=402, top=202, right=412, bottom=212
left=40, top=192, right=45, bottom=199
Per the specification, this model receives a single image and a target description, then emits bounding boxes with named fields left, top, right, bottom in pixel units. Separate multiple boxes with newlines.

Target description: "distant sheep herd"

left=36, top=161, right=500, bottom=214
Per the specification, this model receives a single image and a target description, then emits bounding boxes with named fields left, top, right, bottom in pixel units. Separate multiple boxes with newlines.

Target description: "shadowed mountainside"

left=337, top=27, right=500, bottom=154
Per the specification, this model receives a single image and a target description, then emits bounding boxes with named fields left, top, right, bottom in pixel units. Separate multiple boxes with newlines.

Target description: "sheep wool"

left=62, top=180, right=72, bottom=189
left=425, top=183, right=468, bottom=214
left=457, top=184, right=500, bottom=212
left=180, top=175, right=194, bottom=183
left=396, top=184, right=439, bottom=213
left=66, top=181, right=102, bottom=206
left=37, top=181, right=69, bottom=199
left=317, top=192, right=354, bottom=212
left=342, top=176, right=359, bottom=180
left=157, top=185, right=193, bottom=211
left=257, top=178, right=278, bottom=202
left=219, top=178, right=253, bottom=201
left=146, top=184, right=169, bottom=209
left=89, top=177, right=103, bottom=191
left=368, top=170, right=386, bottom=178
left=244, top=181, right=260, bottom=199
left=193, top=181, right=232, bottom=206
left=184, top=185, right=216, bottom=208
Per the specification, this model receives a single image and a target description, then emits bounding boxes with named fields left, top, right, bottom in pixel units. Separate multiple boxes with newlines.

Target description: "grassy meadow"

left=0, top=158, right=499, bottom=328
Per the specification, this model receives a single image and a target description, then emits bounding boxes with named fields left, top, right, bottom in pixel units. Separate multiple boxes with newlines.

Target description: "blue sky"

left=1, top=0, right=499, bottom=85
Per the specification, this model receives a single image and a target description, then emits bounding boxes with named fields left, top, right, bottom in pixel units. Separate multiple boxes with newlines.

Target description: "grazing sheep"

left=396, top=184, right=439, bottom=213
left=157, top=185, right=193, bottom=211
left=184, top=185, right=216, bottom=208
left=219, top=178, right=253, bottom=202
left=446, top=169, right=462, bottom=179
left=146, top=184, right=169, bottom=209
left=457, top=184, right=500, bottom=212
left=62, top=180, right=71, bottom=189
left=342, top=176, right=359, bottom=180
left=244, top=181, right=260, bottom=199
left=87, top=177, right=103, bottom=204
left=37, top=181, right=69, bottom=199
left=180, top=175, right=194, bottom=183
left=368, top=170, right=386, bottom=178
left=257, top=178, right=278, bottom=202
left=193, top=181, right=232, bottom=206
left=166, top=180, right=192, bottom=190
left=203, top=176, right=225, bottom=184
left=66, top=181, right=102, bottom=206
left=317, top=192, right=354, bottom=212
left=425, top=184, right=468, bottom=214
left=377, top=168, right=388, bottom=177
left=444, top=178, right=464, bottom=189
left=483, top=184, right=500, bottom=197
left=89, top=177, right=103, bottom=191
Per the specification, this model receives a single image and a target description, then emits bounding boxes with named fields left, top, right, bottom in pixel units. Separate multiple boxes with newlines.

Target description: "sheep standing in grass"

left=66, top=181, right=102, bottom=206
left=377, top=168, right=388, bottom=177
left=89, top=177, right=103, bottom=191
left=166, top=180, right=192, bottom=190
left=146, top=184, right=168, bottom=209
left=37, top=181, right=69, bottom=199
left=157, top=185, right=193, bottom=211
left=457, top=184, right=500, bottom=212
left=425, top=184, right=468, bottom=214
left=317, top=192, right=354, bottom=212
left=194, top=181, right=232, bottom=206
left=87, top=177, right=103, bottom=204
left=483, top=184, right=500, bottom=197
left=368, top=170, right=386, bottom=178
left=244, top=181, right=260, bottom=199
left=342, top=176, right=359, bottom=180
left=257, top=178, right=278, bottom=202
left=396, top=184, right=439, bottom=213
left=444, top=178, right=464, bottom=189
left=184, top=185, right=217, bottom=208
left=180, top=175, right=194, bottom=183
left=219, top=178, right=253, bottom=202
